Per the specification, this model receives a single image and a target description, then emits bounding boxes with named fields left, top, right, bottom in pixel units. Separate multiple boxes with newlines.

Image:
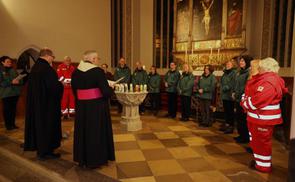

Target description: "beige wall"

left=0, top=0, right=111, bottom=64
left=139, top=0, right=154, bottom=71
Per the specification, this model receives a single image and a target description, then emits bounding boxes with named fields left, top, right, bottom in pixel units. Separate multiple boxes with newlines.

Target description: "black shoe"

left=248, top=160, right=256, bottom=170
left=47, top=152, right=61, bottom=159
left=199, top=122, right=211, bottom=127
left=6, top=126, right=14, bottom=131
left=219, top=124, right=228, bottom=131
left=12, top=125, right=19, bottom=129
left=165, top=113, right=171, bottom=118
left=234, top=136, right=242, bottom=141
left=224, top=127, right=234, bottom=134
left=236, top=137, right=249, bottom=144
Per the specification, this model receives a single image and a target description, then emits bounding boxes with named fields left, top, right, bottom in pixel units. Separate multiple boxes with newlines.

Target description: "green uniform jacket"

left=220, top=68, right=236, bottom=101
left=233, top=68, right=249, bottom=102
left=196, top=73, right=217, bottom=100
left=0, top=67, right=22, bottom=99
left=177, top=72, right=195, bottom=96
left=148, top=73, right=161, bottom=93
left=132, top=69, right=148, bottom=85
left=164, top=70, right=180, bottom=93
left=114, top=65, right=131, bottom=83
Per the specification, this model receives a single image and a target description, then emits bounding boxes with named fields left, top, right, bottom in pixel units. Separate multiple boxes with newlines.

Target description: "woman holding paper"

left=0, top=56, right=23, bottom=130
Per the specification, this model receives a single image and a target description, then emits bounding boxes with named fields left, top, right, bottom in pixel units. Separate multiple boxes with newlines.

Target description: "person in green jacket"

left=196, top=65, right=217, bottom=127
left=177, top=64, right=195, bottom=121
left=147, top=65, right=161, bottom=116
left=220, top=58, right=237, bottom=134
left=233, top=55, right=252, bottom=143
left=164, top=62, right=180, bottom=118
left=132, top=62, right=148, bottom=114
left=114, top=57, right=131, bottom=83
left=0, top=56, right=23, bottom=130
left=114, top=57, right=131, bottom=113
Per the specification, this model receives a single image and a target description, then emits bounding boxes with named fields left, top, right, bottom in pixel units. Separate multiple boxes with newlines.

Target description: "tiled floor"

left=0, top=108, right=289, bottom=182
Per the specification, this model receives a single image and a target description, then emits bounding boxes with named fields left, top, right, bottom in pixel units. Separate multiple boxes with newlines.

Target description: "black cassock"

left=71, top=62, right=115, bottom=168
left=24, top=58, right=63, bottom=155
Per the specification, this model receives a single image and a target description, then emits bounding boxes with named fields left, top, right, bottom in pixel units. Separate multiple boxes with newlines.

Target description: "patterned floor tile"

left=147, top=159, right=186, bottom=176
left=115, top=150, right=145, bottom=163
left=117, top=161, right=153, bottom=179
left=137, top=140, right=165, bottom=150
left=178, top=158, right=216, bottom=172
left=168, top=147, right=201, bottom=159
left=168, top=126, right=190, bottom=132
left=114, top=134, right=136, bottom=142
left=155, top=173, right=194, bottom=182
left=182, top=136, right=210, bottom=146
left=214, top=143, right=247, bottom=154
left=114, top=141, right=140, bottom=151
left=154, top=132, right=179, bottom=140
left=121, top=176, right=156, bottom=182
left=189, top=171, right=231, bottom=182
left=142, top=148, right=174, bottom=161
left=159, top=139, right=188, bottom=148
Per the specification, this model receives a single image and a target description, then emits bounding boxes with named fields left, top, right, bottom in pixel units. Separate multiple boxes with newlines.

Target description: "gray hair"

left=83, top=50, right=98, bottom=61
left=259, top=57, right=280, bottom=73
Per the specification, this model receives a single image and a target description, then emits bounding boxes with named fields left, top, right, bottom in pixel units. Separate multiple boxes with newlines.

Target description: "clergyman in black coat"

left=71, top=50, right=115, bottom=168
left=24, top=48, right=63, bottom=160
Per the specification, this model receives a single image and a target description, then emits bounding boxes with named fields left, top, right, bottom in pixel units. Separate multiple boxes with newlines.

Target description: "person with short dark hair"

left=132, top=62, right=148, bottom=114
left=232, top=55, right=252, bottom=143
left=24, top=48, right=63, bottom=160
left=114, top=57, right=131, bottom=113
left=147, top=65, right=161, bottom=116
left=197, top=65, right=216, bottom=127
left=164, top=62, right=180, bottom=118
left=0, top=56, right=23, bottom=130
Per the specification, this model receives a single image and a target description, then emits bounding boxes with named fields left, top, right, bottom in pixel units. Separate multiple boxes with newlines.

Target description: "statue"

left=201, top=0, right=214, bottom=35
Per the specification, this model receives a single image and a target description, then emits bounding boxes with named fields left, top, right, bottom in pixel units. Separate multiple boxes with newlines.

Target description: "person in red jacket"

left=241, top=58, right=288, bottom=173
left=57, top=56, right=76, bottom=117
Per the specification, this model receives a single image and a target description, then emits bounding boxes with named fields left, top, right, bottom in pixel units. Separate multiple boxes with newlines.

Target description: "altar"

left=115, top=91, right=148, bottom=131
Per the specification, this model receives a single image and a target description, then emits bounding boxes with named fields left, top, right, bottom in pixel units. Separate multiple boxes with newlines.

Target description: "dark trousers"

left=236, top=103, right=249, bottom=140
left=222, top=100, right=235, bottom=126
left=199, top=99, right=212, bottom=125
left=168, top=92, right=177, bottom=117
left=2, top=96, right=19, bottom=129
left=181, top=95, right=191, bottom=119
left=149, top=93, right=160, bottom=113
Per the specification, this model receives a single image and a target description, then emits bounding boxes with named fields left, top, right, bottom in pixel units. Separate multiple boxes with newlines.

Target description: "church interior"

left=0, top=0, right=294, bottom=181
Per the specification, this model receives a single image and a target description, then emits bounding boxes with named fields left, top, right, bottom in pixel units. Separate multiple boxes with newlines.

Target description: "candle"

left=192, top=42, right=194, bottom=55
left=210, top=47, right=213, bottom=56
left=185, top=44, right=188, bottom=61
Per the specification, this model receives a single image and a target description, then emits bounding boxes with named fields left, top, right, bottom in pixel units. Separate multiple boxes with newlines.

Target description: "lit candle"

left=210, top=47, right=213, bottom=56
left=192, top=42, right=194, bottom=55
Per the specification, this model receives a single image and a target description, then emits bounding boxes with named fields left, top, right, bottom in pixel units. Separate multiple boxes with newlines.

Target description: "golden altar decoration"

left=173, top=0, right=247, bottom=71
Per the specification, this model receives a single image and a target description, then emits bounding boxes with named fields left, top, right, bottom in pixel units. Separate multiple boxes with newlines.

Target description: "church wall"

left=0, top=0, right=111, bottom=65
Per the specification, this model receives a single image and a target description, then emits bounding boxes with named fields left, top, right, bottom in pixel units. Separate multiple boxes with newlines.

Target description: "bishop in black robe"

left=71, top=60, right=115, bottom=168
left=24, top=56, right=63, bottom=159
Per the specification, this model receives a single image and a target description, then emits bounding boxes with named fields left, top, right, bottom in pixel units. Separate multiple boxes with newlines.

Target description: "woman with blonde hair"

left=241, top=57, right=287, bottom=173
